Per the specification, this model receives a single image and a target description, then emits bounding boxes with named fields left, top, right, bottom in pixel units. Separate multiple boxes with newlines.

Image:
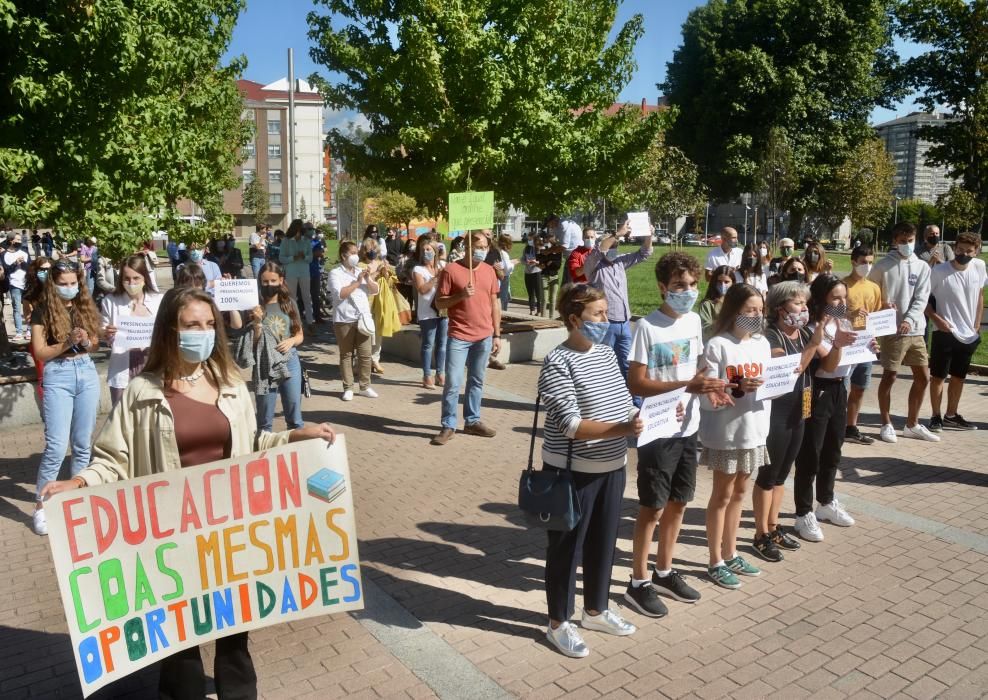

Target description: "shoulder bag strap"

left=527, top=395, right=540, bottom=472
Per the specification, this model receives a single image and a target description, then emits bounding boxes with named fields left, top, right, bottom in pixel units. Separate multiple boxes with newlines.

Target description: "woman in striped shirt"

left=537, top=284, right=643, bottom=658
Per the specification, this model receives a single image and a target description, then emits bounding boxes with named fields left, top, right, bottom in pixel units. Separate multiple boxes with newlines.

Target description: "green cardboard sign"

left=448, top=191, right=494, bottom=233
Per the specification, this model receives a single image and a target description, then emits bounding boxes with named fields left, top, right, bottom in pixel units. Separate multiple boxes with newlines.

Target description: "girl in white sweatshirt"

left=700, top=284, right=772, bottom=589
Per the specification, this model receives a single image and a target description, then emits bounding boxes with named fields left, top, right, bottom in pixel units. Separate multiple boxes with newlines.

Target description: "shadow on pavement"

left=839, top=454, right=988, bottom=488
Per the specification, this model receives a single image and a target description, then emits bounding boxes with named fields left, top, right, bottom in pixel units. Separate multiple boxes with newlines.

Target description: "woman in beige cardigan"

left=41, top=286, right=335, bottom=699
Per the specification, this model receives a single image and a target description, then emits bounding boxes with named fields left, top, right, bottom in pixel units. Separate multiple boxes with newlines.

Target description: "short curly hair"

left=654, top=252, right=701, bottom=286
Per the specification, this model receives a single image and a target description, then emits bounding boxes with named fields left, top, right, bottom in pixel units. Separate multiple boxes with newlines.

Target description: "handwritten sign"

left=637, top=388, right=687, bottom=447
left=838, top=331, right=878, bottom=366
left=215, top=278, right=258, bottom=311
left=755, top=354, right=802, bottom=401
left=46, top=438, right=362, bottom=696
left=448, top=191, right=494, bottom=233
left=627, top=212, right=651, bottom=239
left=865, top=308, right=897, bottom=338
left=113, top=317, right=156, bottom=351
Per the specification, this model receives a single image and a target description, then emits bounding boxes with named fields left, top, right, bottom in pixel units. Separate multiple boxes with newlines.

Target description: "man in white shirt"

left=1, top=232, right=30, bottom=340
left=704, top=227, right=742, bottom=281
left=546, top=214, right=583, bottom=283
left=925, top=231, right=986, bottom=432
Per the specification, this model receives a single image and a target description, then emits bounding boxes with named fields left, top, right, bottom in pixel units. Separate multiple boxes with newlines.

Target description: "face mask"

left=897, top=241, right=914, bottom=257
left=346, top=254, right=360, bottom=268
left=409, top=244, right=416, bottom=252
left=665, top=289, right=698, bottom=314
left=927, top=236, right=939, bottom=245
left=735, top=315, right=763, bottom=334
left=472, top=247, right=488, bottom=262
left=578, top=320, right=609, bottom=344
left=37, top=270, right=48, bottom=282
left=716, top=282, right=730, bottom=296
left=367, top=250, right=378, bottom=260
left=854, top=263, right=872, bottom=278
left=123, top=281, right=144, bottom=296
left=178, top=330, right=215, bottom=363
left=605, top=248, right=619, bottom=261
left=784, top=272, right=806, bottom=283
left=260, top=284, right=280, bottom=299
left=582, top=238, right=594, bottom=247
left=759, top=247, right=768, bottom=256
left=56, top=284, right=79, bottom=300
left=783, top=309, right=809, bottom=329
left=825, top=303, right=847, bottom=319
left=806, top=252, right=819, bottom=264
left=955, top=253, right=973, bottom=266
left=189, top=250, right=204, bottom=263
left=423, top=250, right=435, bottom=262
left=728, top=240, right=738, bottom=248
left=746, top=256, right=757, bottom=265
left=781, top=247, right=793, bottom=256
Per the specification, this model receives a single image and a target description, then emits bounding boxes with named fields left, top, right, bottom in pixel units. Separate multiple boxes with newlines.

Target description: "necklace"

left=179, top=365, right=206, bottom=385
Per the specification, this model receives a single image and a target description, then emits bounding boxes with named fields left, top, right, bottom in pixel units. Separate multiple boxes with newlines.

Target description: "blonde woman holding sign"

left=41, top=286, right=335, bottom=699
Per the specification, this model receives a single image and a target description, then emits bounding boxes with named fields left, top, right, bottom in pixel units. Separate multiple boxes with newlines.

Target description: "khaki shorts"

left=879, top=335, right=928, bottom=372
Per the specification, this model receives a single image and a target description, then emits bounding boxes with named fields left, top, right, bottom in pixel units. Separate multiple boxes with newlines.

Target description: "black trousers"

left=525, top=272, right=544, bottom=315
left=545, top=467, right=625, bottom=622
left=158, top=632, right=256, bottom=700
left=793, top=379, right=846, bottom=516
left=759, top=389, right=805, bottom=490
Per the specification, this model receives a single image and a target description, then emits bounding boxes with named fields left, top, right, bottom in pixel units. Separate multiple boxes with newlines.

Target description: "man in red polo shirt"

left=566, top=228, right=598, bottom=284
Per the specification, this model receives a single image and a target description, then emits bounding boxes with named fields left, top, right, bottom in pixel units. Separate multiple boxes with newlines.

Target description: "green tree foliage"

left=307, top=0, right=663, bottom=215
left=817, top=137, right=896, bottom=232
left=299, top=197, right=308, bottom=222
left=896, top=198, right=943, bottom=231
left=662, top=0, right=901, bottom=239
left=897, top=0, right=988, bottom=230
left=611, top=136, right=707, bottom=224
left=372, top=190, right=423, bottom=232
left=0, top=0, right=251, bottom=261
left=242, top=177, right=270, bottom=226
left=937, top=185, right=982, bottom=232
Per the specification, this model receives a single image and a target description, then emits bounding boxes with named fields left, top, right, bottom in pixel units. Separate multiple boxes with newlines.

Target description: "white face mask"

left=346, top=254, right=360, bottom=268
left=855, top=263, right=872, bottom=278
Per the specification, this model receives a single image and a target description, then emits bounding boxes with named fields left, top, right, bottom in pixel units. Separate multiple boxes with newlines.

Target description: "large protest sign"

left=46, top=438, right=362, bottom=696
left=448, top=191, right=494, bottom=233
left=113, top=317, right=156, bottom=351
left=755, top=354, right=802, bottom=401
left=637, top=388, right=687, bottom=447
left=214, top=278, right=259, bottom=312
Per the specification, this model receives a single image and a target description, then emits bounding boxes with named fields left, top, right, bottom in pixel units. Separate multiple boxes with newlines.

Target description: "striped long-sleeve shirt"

left=537, top=343, right=633, bottom=473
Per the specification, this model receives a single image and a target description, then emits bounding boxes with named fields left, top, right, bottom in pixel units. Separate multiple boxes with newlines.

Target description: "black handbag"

left=517, top=395, right=581, bottom=531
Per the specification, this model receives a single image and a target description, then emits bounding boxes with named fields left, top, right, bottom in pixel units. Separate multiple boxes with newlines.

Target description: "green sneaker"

left=707, top=564, right=741, bottom=589
left=726, top=554, right=761, bottom=577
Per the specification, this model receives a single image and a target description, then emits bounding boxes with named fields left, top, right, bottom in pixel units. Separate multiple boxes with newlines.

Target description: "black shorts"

left=930, top=330, right=981, bottom=380
left=636, top=434, right=698, bottom=509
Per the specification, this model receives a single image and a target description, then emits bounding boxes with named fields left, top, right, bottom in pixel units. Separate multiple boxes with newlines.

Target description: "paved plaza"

left=0, top=322, right=987, bottom=699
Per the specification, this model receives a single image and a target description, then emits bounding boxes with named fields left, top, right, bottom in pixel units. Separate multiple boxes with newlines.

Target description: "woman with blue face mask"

left=41, top=286, right=336, bottom=698
left=29, top=260, right=103, bottom=536
left=698, top=265, right=734, bottom=343
left=537, top=283, right=644, bottom=658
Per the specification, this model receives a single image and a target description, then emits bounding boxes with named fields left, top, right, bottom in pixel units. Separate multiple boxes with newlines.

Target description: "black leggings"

left=159, top=632, right=256, bottom=700
left=525, top=272, right=544, bottom=315
left=757, top=389, right=805, bottom=490
left=793, top=379, right=847, bottom=516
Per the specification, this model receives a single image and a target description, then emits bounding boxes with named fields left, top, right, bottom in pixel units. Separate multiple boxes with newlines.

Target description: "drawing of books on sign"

left=307, top=467, right=347, bottom=503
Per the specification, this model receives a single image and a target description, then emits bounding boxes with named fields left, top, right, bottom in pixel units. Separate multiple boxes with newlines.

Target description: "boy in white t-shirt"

left=624, top=253, right=733, bottom=617
left=926, top=232, right=986, bottom=431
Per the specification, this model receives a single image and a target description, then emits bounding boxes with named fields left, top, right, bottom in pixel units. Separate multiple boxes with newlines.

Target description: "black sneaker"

left=929, top=415, right=943, bottom=432
left=771, top=526, right=801, bottom=551
left=844, top=425, right=874, bottom=445
left=944, top=414, right=977, bottom=431
left=753, top=533, right=784, bottom=562
left=651, top=569, right=700, bottom=603
left=623, top=579, right=668, bottom=618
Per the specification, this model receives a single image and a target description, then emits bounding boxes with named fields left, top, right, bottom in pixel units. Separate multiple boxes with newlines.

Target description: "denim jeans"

left=419, top=317, right=448, bottom=379
left=603, top=320, right=632, bottom=379
left=498, top=277, right=511, bottom=311
left=441, top=335, right=491, bottom=429
left=251, top=256, right=265, bottom=278
left=256, top=349, right=304, bottom=433
left=37, top=356, right=100, bottom=500
left=8, top=286, right=23, bottom=335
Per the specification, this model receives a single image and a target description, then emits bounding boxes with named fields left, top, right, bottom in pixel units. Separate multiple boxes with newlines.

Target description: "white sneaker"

left=903, top=423, right=941, bottom=442
left=32, top=509, right=47, bottom=536
left=342, top=390, right=354, bottom=402
left=879, top=423, right=898, bottom=443
left=358, top=387, right=379, bottom=398
left=794, top=512, right=824, bottom=542
left=817, top=498, right=855, bottom=527
left=546, top=621, right=589, bottom=658
left=581, top=609, right=636, bottom=636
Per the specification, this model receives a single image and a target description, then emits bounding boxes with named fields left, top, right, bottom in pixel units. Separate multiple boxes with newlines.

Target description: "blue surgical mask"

left=666, top=289, right=698, bottom=314
left=423, top=250, right=435, bottom=262
left=367, top=250, right=378, bottom=260
left=55, top=284, right=79, bottom=300
left=189, top=250, right=204, bottom=263
left=897, top=242, right=914, bottom=258
left=716, top=282, right=730, bottom=296
left=578, top=320, right=609, bottom=344
left=178, top=330, right=215, bottom=363
left=36, top=270, right=48, bottom=282
left=472, top=247, right=488, bottom=262
left=605, top=249, right=619, bottom=262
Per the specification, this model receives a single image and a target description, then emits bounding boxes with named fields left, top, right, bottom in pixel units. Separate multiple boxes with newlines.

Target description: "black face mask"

left=784, top=273, right=806, bottom=283
left=806, top=252, right=819, bottom=264
left=260, top=285, right=279, bottom=299
left=928, top=236, right=940, bottom=245
left=955, top=254, right=973, bottom=265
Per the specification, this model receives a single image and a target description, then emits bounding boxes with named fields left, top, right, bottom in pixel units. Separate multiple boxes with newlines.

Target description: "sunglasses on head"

left=54, top=260, right=81, bottom=273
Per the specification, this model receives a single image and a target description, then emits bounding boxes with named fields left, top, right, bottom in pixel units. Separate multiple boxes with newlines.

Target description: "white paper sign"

left=755, top=353, right=802, bottom=401
left=637, top=388, right=687, bottom=447
left=113, top=317, right=156, bottom=350
left=865, top=308, right=897, bottom=338
left=215, top=278, right=258, bottom=311
left=838, top=331, right=878, bottom=366
left=627, top=212, right=652, bottom=239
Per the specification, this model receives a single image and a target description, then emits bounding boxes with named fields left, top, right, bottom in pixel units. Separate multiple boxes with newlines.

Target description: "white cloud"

left=323, top=107, right=371, bottom=135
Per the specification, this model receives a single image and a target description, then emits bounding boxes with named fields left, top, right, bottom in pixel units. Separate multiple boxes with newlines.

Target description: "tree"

left=817, top=137, right=896, bottom=232
left=307, top=0, right=664, bottom=215
left=372, top=190, right=423, bottom=233
left=242, top=178, right=270, bottom=227
left=937, top=185, right=982, bottom=233
left=662, top=0, right=902, bottom=239
left=0, top=0, right=251, bottom=261
left=897, top=0, right=988, bottom=231
left=610, top=136, right=707, bottom=227
left=298, top=196, right=308, bottom=222
left=753, top=128, right=801, bottom=238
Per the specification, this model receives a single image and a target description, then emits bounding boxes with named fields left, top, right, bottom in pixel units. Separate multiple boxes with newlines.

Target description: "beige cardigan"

left=78, top=372, right=291, bottom=486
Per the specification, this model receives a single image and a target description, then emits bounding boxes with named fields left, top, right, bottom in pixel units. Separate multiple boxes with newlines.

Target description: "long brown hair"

left=257, top=261, right=302, bottom=336
left=144, top=287, right=238, bottom=387
left=802, top=241, right=828, bottom=275
left=24, top=256, right=52, bottom=305
left=38, top=261, right=101, bottom=344
left=114, top=254, right=155, bottom=296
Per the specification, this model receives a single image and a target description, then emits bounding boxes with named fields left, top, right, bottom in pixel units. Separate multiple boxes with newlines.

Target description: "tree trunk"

left=787, top=209, right=805, bottom=243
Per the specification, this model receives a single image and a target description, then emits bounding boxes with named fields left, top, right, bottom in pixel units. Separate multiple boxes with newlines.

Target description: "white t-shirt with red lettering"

left=698, top=332, right=771, bottom=450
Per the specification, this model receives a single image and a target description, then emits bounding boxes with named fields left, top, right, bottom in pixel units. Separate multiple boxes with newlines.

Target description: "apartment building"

left=875, top=112, right=956, bottom=204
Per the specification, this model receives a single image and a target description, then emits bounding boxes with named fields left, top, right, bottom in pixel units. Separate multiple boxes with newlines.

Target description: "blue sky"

left=224, top=0, right=922, bottom=129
